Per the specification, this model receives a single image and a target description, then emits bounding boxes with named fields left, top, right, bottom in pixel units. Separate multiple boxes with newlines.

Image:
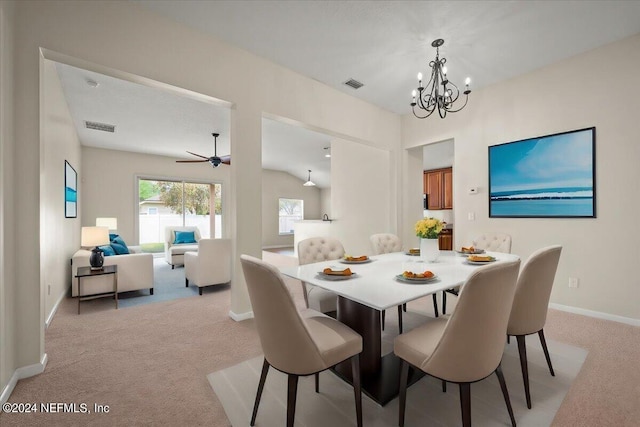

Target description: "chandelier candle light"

left=411, top=39, right=471, bottom=119
left=415, top=217, right=444, bottom=262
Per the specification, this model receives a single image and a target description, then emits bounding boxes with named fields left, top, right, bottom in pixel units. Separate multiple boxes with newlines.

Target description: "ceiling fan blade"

left=220, top=155, right=231, bottom=165
left=186, top=151, right=210, bottom=160
left=176, top=159, right=209, bottom=163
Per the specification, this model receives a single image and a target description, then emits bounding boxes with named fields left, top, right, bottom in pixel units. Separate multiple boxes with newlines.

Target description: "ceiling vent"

left=343, top=78, right=364, bottom=90
left=84, top=121, right=115, bottom=133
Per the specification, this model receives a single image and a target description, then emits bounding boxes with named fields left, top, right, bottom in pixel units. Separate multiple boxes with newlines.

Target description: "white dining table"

left=279, top=250, right=520, bottom=405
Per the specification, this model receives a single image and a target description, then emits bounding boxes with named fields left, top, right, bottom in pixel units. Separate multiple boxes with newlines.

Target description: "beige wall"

left=3, top=0, right=400, bottom=396
left=261, top=169, right=321, bottom=248
left=0, top=0, right=17, bottom=394
left=41, top=59, right=82, bottom=321
left=320, top=188, right=331, bottom=218
left=402, top=33, right=640, bottom=320
left=81, top=146, right=232, bottom=243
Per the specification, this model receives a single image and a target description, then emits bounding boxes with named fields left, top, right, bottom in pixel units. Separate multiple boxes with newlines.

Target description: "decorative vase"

left=420, top=238, right=440, bottom=263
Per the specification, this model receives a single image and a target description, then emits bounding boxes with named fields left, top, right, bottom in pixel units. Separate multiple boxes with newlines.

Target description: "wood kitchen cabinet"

left=424, top=167, right=453, bottom=210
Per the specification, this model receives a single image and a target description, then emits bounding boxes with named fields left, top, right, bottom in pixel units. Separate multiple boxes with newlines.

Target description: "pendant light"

left=303, top=169, right=316, bottom=187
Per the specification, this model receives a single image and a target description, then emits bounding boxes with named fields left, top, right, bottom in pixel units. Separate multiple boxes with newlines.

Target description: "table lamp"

left=81, top=226, right=110, bottom=270
left=96, top=217, right=118, bottom=231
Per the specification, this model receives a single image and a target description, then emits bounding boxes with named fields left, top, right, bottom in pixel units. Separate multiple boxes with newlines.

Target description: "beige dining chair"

left=442, top=231, right=513, bottom=315
left=297, top=237, right=345, bottom=315
left=508, top=245, right=562, bottom=409
left=394, top=259, right=521, bottom=427
left=240, top=255, right=363, bottom=427
left=369, top=233, right=438, bottom=333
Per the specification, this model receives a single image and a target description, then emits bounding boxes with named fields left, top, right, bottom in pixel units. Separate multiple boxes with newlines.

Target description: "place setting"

left=455, top=245, right=485, bottom=255
left=395, top=268, right=439, bottom=284
left=464, top=254, right=497, bottom=265
left=339, top=254, right=374, bottom=264
left=316, top=267, right=359, bottom=281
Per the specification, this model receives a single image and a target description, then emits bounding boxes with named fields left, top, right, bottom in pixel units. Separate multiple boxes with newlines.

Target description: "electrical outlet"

left=568, top=277, right=579, bottom=288
left=48, top=284, right=51, bottom=295
left=468, top=212, right=475, bottom=220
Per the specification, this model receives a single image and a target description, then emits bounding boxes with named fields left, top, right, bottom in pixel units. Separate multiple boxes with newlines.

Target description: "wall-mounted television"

left=489, top=127, right=596, bottom=218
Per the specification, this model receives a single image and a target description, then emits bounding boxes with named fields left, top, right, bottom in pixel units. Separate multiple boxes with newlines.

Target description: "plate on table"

left=395, top=274, right=438, bottom=284
left=455, top=248, right=485, bottom=255
left=465, top=256, right=496, bottom=265
left=339, top=257, right=372, bottom=264
left=405, top=249, right=421, bottom=256
left=317, top=271, right=359, bottom=281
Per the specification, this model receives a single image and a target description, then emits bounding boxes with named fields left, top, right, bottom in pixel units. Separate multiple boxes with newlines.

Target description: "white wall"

left=41, top=60, right=82, bottom=321
left=261, top=169, right=321, bottom=248
left=4, top=0, right=400, bottom=395
left=320, top=188, right=331, bottom=218
left=403, top=34, right=640, bottom=320
left=81, top=146, right=231, bottom=244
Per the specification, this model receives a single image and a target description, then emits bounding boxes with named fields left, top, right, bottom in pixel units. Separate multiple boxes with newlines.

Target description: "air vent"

left=84, top=121, right=115, bottom=133
left=343, top=78, right=364, bottom=90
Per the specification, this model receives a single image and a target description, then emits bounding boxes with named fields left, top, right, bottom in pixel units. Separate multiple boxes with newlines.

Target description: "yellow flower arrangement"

left=415, top=217, right=444, bottom=239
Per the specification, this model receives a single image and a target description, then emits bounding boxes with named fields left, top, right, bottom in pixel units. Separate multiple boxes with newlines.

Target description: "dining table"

left=279, top=250, right=520, bottom=406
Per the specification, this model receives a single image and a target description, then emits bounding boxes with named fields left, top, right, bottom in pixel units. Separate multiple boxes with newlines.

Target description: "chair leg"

left=185, top=278, right=189, bottom=287
left=432, top=293, right=439, bottom=318
left=397, top=305, right=403, bottom=334
left=149, top=288, right=154, bottom=295
left=398, top=359, right=409, bottom=427
left=507, top=335, right=510, bottom=344
left=351, top=355, right=362, bottom=427
left=199, top=287, right=203, bottom=295
left=315, top=372, right=319, bottom=393
left=459, top=383, right=471, bottom=427
left=250, top=358, right=270, bottom=426
left=403, top=303, right=407, bottom=312
left=538, top=329, right=555, bottom=376
left=442, top=380, right=446, bottom=393
left=442, top=291, right=447, bottom=314
left=172, top=265, right=175, bottom=270
left=381, top=309, right=386, bottom=331
left=495, top=364, right=517, bottom=427
left=286, top=374, right=299, bottom=427
left=516, top=335, right=532, bottom=409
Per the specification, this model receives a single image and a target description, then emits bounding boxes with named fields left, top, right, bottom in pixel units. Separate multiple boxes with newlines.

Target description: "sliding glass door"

left=138, top=178, right=222, bottom=253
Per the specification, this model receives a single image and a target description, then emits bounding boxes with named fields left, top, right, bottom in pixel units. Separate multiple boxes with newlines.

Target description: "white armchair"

left=184, top=238, right=231, bottom=295
left=164, top=226, right=201, bottom=269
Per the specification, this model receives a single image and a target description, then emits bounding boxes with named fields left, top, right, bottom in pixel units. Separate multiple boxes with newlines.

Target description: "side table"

left=75, top=265, right=118, bottom=314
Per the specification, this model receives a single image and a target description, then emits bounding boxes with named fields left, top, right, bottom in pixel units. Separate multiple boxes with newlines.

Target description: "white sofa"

left=164, top=226, right=201, bottom=268
left=185, top=238, right=231, bottom=295
left=71, top=247, right=154, bottom=297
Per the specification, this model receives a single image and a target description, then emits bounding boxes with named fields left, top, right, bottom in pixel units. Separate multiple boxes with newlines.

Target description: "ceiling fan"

left=176, top=132, right=230, bottom=168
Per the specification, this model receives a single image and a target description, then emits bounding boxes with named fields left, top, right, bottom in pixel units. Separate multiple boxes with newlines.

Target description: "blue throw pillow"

left=109, top=233, right=119, bottom=241
left=98, top=245, right=116, bottom=257
left=110, top=235, right=130, bottom=255
left=174, top=231, right=196, bottom=244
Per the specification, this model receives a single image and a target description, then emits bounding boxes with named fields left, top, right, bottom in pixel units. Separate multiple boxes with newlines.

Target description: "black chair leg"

left=538, top=329, right=555, bottom=376
left=149, top=288, right=154, bottom=295
left=398, top=360, right=409, bottom=427
left=507, top=335, right=510, bottom=344
left=185, top=278, right=189, bottom=287
left=496, top=363, right=517, bottom=427
left=381, top=309, right=386, bottom=331
left=250, top=358, right=270, bottom=426
left=351, top=355, right=362, bottom=427
left=432, top=293, right=439, bottom=318
left=442, top=380, right=446, bottom=393
left=459, top=382, right=471, bottom=427
left=442, top=291, right=447, bottom=314
left=315, top=372, right=319, bottom=393
left=516, top=335, right=532, bottom=409
left=403, top=303, right=407, bottom=312
left=397, top=305, right=403, bottom=334
left=199, top=287, right=203, bottom=295
left=286, top=374, right=299, bottom=427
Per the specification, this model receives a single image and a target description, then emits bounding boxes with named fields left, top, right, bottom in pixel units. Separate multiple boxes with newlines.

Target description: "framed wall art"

left=65, top=160, right=77, bottom=218
left=489, top=127, right=596, bottom=218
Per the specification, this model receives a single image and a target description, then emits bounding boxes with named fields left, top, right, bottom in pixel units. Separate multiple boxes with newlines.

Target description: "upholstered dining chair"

left=184, top=238, right=231, bottom=295
left=297, top=237, right=345, bottom=315
left=508, top=245, right=562, bottom=409
left=369, top=233, right=437, bottom=333
left=240, top=255, right=363, bottom=427
left=442, top=231, right=513, bottom=315
left=394, top=259, right=521, bottom=427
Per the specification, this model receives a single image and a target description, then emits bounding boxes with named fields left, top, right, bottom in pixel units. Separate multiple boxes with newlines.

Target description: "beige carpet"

left=208, top=310, right=587, bottom=427
left=1, top=250, right=639, bottom=426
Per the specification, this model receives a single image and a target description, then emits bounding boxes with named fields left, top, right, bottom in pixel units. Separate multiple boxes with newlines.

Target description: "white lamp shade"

left=96, top=217, right=118, bottom=230
left=81, top=226, right=110, bottom=248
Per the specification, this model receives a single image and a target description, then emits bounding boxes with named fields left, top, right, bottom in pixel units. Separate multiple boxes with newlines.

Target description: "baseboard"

left=45, top=288, right=69, bottom=328
left=549, top=303, right=640, bottom=327
left=0, top=353, right=48, bottom=405
left=229, top=310, right=254, bottom=321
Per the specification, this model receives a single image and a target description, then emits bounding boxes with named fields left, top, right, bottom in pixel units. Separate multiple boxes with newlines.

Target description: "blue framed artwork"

left=489, top=127, right=596, bottom=218
left=65, top=160, right=77, bottom=218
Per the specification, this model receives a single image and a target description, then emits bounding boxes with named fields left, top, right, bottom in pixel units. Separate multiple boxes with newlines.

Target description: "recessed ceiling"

left=135, top=0, right=640, bottom=115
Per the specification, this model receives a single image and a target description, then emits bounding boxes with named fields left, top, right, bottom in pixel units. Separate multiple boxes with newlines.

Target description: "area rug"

left=208, top=311, right=587, bottom=426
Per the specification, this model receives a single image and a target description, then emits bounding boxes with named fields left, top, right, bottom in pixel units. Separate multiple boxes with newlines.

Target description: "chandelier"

left=411, top=39, right=471, bottom=119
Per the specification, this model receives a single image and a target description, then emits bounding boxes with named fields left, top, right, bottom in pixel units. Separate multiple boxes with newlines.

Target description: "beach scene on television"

left=489, top=128, right=595, bottom=217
